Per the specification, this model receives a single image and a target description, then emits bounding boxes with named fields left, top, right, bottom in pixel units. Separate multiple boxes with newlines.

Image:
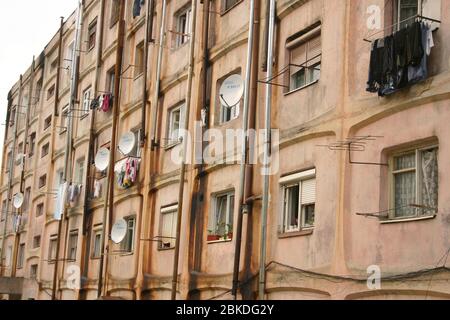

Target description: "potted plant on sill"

left=207, top=230, right=221, bottom=242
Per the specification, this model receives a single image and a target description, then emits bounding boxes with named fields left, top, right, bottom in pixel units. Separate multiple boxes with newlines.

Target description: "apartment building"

left=1, top=0, right=449, bottom=300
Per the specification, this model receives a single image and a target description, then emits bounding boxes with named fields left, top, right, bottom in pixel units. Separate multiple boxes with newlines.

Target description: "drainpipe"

left=52, top=1, right=83, bottom=300
left=232, top=0, right=256, bottom=299
left=259, top=0, right=276, bottom=301
left=150, top=0, right=167, bottom=150
left=98, top=0, right=125, bottom=298
left=80, top=0, right=105, bottom=297
left=54, top=17, right=65, bottom=116
left=11, top=57, right=36, bottom=278
left=0, top=75, right=23, bottom=277
left=171, top=0, right=198, bottom=301
left=141, top=0, right=154, bottom=146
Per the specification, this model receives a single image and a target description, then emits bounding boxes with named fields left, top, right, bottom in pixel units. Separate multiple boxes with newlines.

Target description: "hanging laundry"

left=133, top=0, right=145, bottom=18
left=114, top=157, right=141, bottom=189
left=367, top=21, right=432, bottom=97
left=13, top=214, right=21, bottom=233
left=101, top=93, right=113, bottom=112
left=90, top=97, right=99, bottom=110
left=54, top=182, right=67, bottom=220
left=98, top=94, right=104, bottom=110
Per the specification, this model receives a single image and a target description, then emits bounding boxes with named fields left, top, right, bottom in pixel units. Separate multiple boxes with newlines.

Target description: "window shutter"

left=290, top=43, right=307, bottom=66
left=307, top=36, right=321, bottom=66
left=301, top=178, right=316, bottom=205
left=422, top=0, right=441, bottom=30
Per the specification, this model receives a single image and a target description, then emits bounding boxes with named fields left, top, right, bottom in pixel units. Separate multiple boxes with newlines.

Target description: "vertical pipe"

left=98, top=0, right=125, bottom=298
left=54, top=17, right=65, bottom=116
left=141, top=0, right=154, bottom=146
left=52, top=1, right=83, bottom=300
left=232, top=0, right=256, bottom=300
left=150, top=0, right=167, bottom=150
left=0, top=75, right=23, bottom=276
left=171, top=0, right=197, bottom=301
left=259, top=0, right=275, bottom=301
left=80, top=0, right=105, bottom=297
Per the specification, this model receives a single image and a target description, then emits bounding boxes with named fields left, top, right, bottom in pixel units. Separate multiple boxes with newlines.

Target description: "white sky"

left=0, top=1, right=76, bottom=167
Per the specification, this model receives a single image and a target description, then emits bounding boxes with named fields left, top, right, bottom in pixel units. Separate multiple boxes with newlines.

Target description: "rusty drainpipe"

left=98, top=0, right=126, bottom=298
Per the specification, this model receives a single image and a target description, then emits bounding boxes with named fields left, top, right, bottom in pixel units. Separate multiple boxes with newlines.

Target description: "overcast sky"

left=0, top=1, right=76, bottom=167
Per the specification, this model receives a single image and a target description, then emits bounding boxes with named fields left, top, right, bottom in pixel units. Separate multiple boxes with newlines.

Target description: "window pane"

left=394, top=152, right=416, bottom=171
left=215, top=196, right=228, bottom=235
left=421, top=148, right=438, bottom=215
left=302, top=204, right=315, bottom=228
left=394, top=171, right=416, bottom=217
left=399, top=0, right=419, bottom=29
left=285, top=185, right=300, bottom=231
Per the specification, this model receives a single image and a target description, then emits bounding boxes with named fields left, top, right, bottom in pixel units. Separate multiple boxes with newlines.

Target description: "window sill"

left=164, top=141, right=182, bottom=151
left=80, top=113, right=89, bottom=121
left=134, top=73, right=144, bottom=81
left=207, top=239, right=233, bottom=244
left=158, top=246, right=175, bottom=252
left=59, top=130, right=67, bottom=135
left=278, top=229, right=314, bottom=239
left=284, top=80, right=319, bottom=96
left=380, top=214, right=436, bottom=225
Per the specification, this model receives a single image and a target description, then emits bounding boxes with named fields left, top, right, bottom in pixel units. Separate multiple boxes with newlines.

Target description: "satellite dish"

left=13, top=193, right=24, bottom=209
left=111, top=219, right=128, bottom=244
left=118, top=132, right=136, bottom=156
left=219, top=74, right=244, bottom=108
left=95, top=148, right=110, bottom=171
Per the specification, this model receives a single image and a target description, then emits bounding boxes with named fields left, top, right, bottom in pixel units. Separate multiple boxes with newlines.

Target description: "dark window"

left=47, top=84, right=55, bottom=100
left=36, top=203, right=44, bottom=217
left=33, top=235, right=41, bottom=249
left=41, top=143, right=50, bottom=158
left=120, top=217, right=136, bottom=253
left=29, top=132, right=36, bottom=157
left=110, top=0, right=120, bottom=27
left=88, top=19, right=97, bottom=50
left=38, top=175, right=47, bottom=189
left=68, top=231, right=78, bottom=261
left=44, top=116, right=52, bottom=130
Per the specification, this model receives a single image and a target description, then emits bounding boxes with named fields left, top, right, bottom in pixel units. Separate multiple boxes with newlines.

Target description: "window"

left=68, top=231, right=78, bottom=261
left=209, top=191, right=235, bottom=241
left=36, top=78, right=43, bottom=103
left=88, top=19, right=97, bottom=51
left=167, top=104, right=185, bottom=146
left=280, top=169, right=316, bottom=234
left=41, top=143, right=50, bottom=158
left=9, top=108, right=16, bottom=127
left=394, top=0, right=441, bottom=30
left=51, top=58, right=58, bottom=71
left=390, top=146, right=438, bottom=219
left=218, top=74, right=241, bottom=124
left=75, top=158, right=85, bottom=185
left=47, top=84, right=55, bottom=100
left=2, top=200, right=7, bottom=221
left=5, top=151, right=12, bottom=172
left=23, top=187, right=31, bottom=212
left=18, top=142, right=24, bottom=155
left=48, top=237, right=58, bottom=262
left=92, top=230, right=102, bottom=259
left=36, top=203, right=44, bottom=217
left=29, top=132, right=36, bottom=157
left=120, top=217, right=136, bottom=253
left=56, top=169, right=64, bottom=187
left=60, top=105, right=69, bottom=134
left=223, top=0, right=241, bottom=12
left=175, top=6, right=192, bottom=47
left=30, top=264, right=38, bottom=279
left=82, top=87, right=91, bottom=115
left=159, top=205, right=178, bottom=249
left=134, top=42, right=145, bottom=77
left=5, top=246, right=12, bottom=267
left=110, top=0, right=120, bottom=27
left=17, top=244, right=25, bottom=269
left=65, top=41, right=75, bottom=71
left=287, top=24, right=321, bottom=92
left=33, top=235, right=41, bottom=249
left=38, top=175, right=47, bottom=189
left=44, top=115, right=52, bottom=130
left=106, top=67, right=115, bottom=94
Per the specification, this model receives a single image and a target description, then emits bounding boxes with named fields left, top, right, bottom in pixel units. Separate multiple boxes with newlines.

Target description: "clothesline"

left=363, top=15, right=441, bottom=43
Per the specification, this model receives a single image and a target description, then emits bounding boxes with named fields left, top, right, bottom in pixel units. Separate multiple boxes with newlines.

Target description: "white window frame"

left=82, top=87, right=91, bottom=115
left=209, top=191, right=235, bottom=240
left=396, top=0, right=422, bottom=31
left=279, top=169, right=316, bottom=234
left=60, top=104, right=69, bottom=134
left=159, top=205, right=178, bottom=250
left=121, top=216, right=136, bottom=253
left=17, top=243, right=25, bottom=269
left=389, top=144, right=439, bottom=219
left=167, top=104, right=185, bottom=146
left=75, top=158, right=85, bottom=185
left=92, top=230, right=102, bottom=259
left=68, top=231, right=78, bottom=261
left=175, top=6, right=192, bottom=47
left=48, top=237, right=58, bottom=262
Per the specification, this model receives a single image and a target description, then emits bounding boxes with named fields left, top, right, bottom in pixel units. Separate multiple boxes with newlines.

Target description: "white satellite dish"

left=13, top=193, right=24, bottom=209
left=111, top=219, right=128, bottom=244
left=95, top=148, right=110, bottom=171
left=118, top=132, right=136, bottom=156
left=219, top=74, right=244, bottom=108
